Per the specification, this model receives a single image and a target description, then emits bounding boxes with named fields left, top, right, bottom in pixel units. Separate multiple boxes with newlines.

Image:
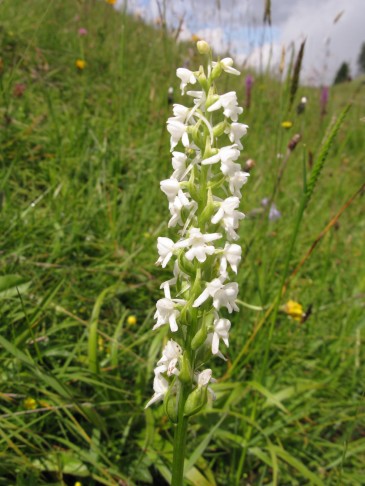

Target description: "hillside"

left=0, top=1, right=364, bottom=485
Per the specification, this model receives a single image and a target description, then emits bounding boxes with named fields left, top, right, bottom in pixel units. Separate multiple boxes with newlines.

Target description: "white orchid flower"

left=193, top=277, right=239, bottom=313
left=160, top=178, right=181, bottom=202
left=205, top=334, right=227, bottom=360
left=155, top=339, right=182, bottom=377
left=166, top=119, right=190, bottom=149
left=153, top=287, right=186, bottom=332
left=212, top=318, right=231, bottom=355
left=156, top=237, right=176, bottom=268
left=228, top=171, right=249, bottom=197
left=211, top=197, right=245, bottom=240
left=192, top=277, right=225, bottom=308
left=145, top=373, right=169, bottom=408
left=212, top=57, right=240, bottom=76
left=172, top=151, right=188, bottom=181
left=175, top=227, right=222, bottom=263
left=176, top=68, right=197, bottom=94
left=168, top=192, right=196, bottom=228
left=213, top=282, right=239, bottom=313
left=226, top=123, right=248, bottom=149
left=195, top=369, right=216, bottom=400
left=208, top=92, right=243, bottom=122
left=171, top=103, right=191, bottom=122
left=219, top=243, right=242, bottom=275
left=202, top=145, right=241, bottom=178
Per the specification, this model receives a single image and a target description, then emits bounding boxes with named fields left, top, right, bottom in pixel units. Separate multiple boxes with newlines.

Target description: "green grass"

left=0, top=1, right=364, bottom=485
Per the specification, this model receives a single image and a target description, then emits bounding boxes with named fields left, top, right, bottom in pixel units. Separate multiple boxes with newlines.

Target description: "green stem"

left=171, top=289, right=196, bottom=486
left=171, top=385, right=189, bottom=486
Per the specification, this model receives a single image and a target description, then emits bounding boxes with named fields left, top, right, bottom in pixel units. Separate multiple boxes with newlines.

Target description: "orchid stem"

left=171, top=386, right=189, bottom=486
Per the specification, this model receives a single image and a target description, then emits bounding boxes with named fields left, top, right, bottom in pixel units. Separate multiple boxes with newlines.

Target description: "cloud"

left=113, top=0, right=365, bottom=85
left=261, top=0, right=365, bottom=84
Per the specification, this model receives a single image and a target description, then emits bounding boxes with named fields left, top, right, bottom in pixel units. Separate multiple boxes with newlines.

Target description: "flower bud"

left=203, top=136, right=217, bottom=159
left=197, top=40, right=210, bottom=55
left=206, top=93, right=219, bottom=110
left=178, top=252, right=196, bottom=277
left=179, top=305, right=192, bottom=327
left=191, top=122, right=204, bottom=149
left=198, top=70, right=209, bottom=92
left=188, top=172, right=201, bottom=201
left=213, top=121, right=227, bottom=138
left=180, top=277, right=200, bottom=325
left=202, top=310, right=215, bottom=331
left=164, top=388, right=178, bottom=423
left=191, top=310, right=215, bottom=350
left=184, top=386, right=208, bottom=417
left=199, top=188, right=215, bottom=225
left=178, top=353, right=192, bottom=383
left=191, top=326, right=208, bottom=350
left=211, top=62, right=223, bottom=80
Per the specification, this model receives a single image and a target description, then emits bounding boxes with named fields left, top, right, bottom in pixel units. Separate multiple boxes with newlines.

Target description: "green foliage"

left=334, top=62, right=351, bottom=84
left=357, top=41, right=365, bottom=73
left=0, top=0, right=364, bottom=485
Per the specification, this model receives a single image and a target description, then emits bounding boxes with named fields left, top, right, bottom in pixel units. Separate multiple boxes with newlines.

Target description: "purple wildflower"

left=245, top=74, right=254, bottom=109
left=320, top=86, right=329, bottom=117
left=261, top=198, right=281, bottom=221
left=269, top=205, right=281, bottom=221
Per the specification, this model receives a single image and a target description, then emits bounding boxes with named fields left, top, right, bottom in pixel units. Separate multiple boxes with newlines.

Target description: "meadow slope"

left=0, top=1, right=364, bottom=485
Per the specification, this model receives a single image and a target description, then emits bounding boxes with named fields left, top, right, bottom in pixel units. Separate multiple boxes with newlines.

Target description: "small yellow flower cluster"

left=75, top=59, right=86, bottom=70
left=282, top=300, right=305, bottom=322
left=281, top=121, right=293, bottom=129
left=24, top=397, right=37, bottom=410
left=127, top=315, right=137, bottom=326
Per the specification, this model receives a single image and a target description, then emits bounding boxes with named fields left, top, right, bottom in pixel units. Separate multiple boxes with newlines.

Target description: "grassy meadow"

left=0, top=1, right=364, bottom=485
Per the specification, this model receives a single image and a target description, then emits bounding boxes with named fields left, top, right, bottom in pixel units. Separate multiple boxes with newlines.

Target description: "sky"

left=115, top=0, right=365, bottom=85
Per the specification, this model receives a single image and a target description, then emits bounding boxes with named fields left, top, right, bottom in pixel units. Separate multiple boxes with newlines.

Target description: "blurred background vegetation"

left=0, top=0, right=364, bottom=484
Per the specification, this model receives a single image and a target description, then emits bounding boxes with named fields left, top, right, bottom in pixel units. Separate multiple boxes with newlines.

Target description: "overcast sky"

left=116, top=0, right=365, bottom=85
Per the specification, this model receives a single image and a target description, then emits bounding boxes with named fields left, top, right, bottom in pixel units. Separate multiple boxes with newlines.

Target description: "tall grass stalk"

left=234, top=104, right=351, bottom=483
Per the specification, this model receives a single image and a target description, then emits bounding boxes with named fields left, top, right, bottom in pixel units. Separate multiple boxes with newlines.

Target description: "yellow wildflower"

left=106, top=0, right=116, bottom=4
left=281, top=121, right=292, bottom=129
left=24, top=397, right=37, bottom=410
left=75, top=59, right=86, bottom=70
left=191, top=34, right=201, bottom=43
left=74, top=482, right=82, bottom=486
left=127, top=315, right=137, bottom=326
left=282, top=300, right=305, bottom=322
